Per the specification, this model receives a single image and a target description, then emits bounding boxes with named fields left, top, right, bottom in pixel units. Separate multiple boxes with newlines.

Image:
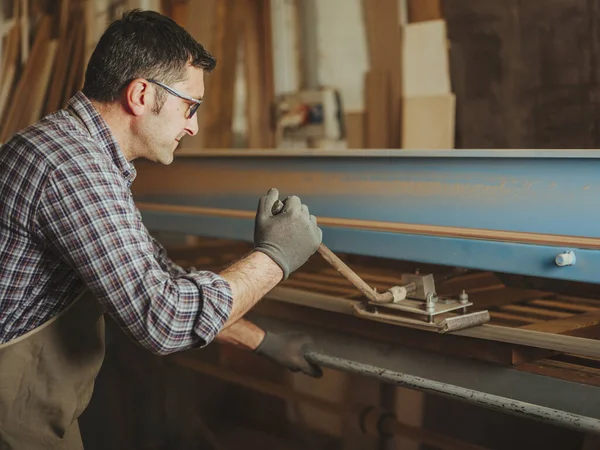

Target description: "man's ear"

left=124, top=78, right=151, bottom=116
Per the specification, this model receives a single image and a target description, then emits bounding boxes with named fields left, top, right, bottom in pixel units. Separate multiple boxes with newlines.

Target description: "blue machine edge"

left=140, top=210, right=597, bottom=284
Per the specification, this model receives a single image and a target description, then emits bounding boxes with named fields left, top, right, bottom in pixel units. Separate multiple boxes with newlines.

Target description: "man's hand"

left=254, top=331, right=323, bottom=378
left=253, top=188, right=322, bottom=280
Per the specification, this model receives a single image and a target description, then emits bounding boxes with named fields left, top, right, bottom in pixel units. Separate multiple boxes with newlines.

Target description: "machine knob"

left=555, top=251, right=576, bottom=267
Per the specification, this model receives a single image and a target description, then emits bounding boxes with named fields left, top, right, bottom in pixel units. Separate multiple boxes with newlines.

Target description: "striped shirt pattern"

left=0, top=92, right=232, bottom=353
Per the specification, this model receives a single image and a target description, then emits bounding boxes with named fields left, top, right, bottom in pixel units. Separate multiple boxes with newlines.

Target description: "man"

left=0, top=9, right=322, bottom=450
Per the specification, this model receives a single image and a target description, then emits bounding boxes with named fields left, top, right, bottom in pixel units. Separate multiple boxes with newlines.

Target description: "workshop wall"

left=444, top=0, right=600, bottom=149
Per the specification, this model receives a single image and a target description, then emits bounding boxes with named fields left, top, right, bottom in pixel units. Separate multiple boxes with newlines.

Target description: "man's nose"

left=185, top=114, right=199, bottom=136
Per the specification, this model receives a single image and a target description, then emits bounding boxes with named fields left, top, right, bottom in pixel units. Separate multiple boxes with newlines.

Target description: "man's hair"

left=82, top=9, right=216, bottom=104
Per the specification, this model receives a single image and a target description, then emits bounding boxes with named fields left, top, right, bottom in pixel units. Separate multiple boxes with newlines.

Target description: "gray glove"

left=254, top=331, right=323, bottom=378
left=253, top=188, right=322, bottom=279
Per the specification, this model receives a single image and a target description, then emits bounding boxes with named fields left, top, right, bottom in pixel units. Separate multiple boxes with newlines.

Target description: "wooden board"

left=364, top=70, right=390, bottom=149
left=520, top=311, right=600, bottom=336
left=407, top=0, right=442, bottom=22
left=401, top=93, right=455, bottom=148
left=402, top=19, right=451, bottom=97
left=362, top=0, right=403, bottom=147
left=344, top=111, right=365, bottom=149
left=243, top=0, right=274, bottom=149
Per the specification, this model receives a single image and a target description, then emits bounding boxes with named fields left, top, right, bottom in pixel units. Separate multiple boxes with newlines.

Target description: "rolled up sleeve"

left=35, top=156, right=232, bottom=354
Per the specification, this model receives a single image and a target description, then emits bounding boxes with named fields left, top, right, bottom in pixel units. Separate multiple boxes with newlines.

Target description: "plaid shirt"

left=0, top=92, right=233, bottom=353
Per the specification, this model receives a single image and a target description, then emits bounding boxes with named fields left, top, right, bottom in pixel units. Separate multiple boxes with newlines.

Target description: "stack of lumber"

left=0, top=0, right=87, bottom=142
left=350, top=0, right=455, bottom=149
left=167, top=0, right=274, bottom=150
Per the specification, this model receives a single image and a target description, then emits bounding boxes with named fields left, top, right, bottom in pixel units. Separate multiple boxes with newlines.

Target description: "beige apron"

left=0, top=290, right=105, bottom=449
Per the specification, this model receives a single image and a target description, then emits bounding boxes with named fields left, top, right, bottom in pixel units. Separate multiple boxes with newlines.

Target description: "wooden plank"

left=200, top=0, right=241, bottom=149
left=467, top=287, right=551, bottom=310
left=44, top=9, right=79, bottom=114
left=516, top=359, right=600, bottom=388
left=344, top=111, right=365, bottom=149
left=0, top=23, right=18, bottom=125
left=489, top=311, right=540, bottom=325
left=252, top=299, right=546, bottom=366
left=362, top=0, right=402, bottom=147
left=176, top=0, right=216, bottom=150
left=23, top=40, right=58, bottom=127
left=243, top=0, right=274, bottom=149
left=500, top=304, right=572, bottom=319
left=437, top=272, right=503, bottom=296
left=401, top=93, right=455, bottom=148
left=19, top=0, right=27, bottom=64
left=402, top=19, right=451, bottom=97
left=0, top=16, right=52, bottom=141
left=520, top=311, right=600, bottom=335
left=555, top=295, right=600, bottom=307
left=364, top=70, right=390, bottom=148
left=528, top=299, right=600, bottom=313
left=407, top=0, right=442, bottom=23
left=64, top=12, right=86, bottom=104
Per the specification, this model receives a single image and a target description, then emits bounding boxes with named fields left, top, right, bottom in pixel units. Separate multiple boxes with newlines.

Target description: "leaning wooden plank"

left=45, top=2, right=79, bottom=114
left=177, top=0, right=217, bottom=150
left=202, top=0, right=242, bottom=148
left=1, top=16, right=51, bottom=141
left=63, top=16, right=85, bottom=104
left=407, top=0, right=442, bottom=23
left=365, top=70, right=390, bottom=148
left=402, top=19, right=451, bottom=97
left=401, top=93, right=455, bottom=148
left=23, top=40, right=58, bottom=127
left=0, top=24, right=19, bottom=125
left=362, top=0, right=402, bottom=147
left=19, top=0, right=28, bottom=64
left=344, top=111, right=365, bottom=149
left=244, top=0, right=274, bottom=148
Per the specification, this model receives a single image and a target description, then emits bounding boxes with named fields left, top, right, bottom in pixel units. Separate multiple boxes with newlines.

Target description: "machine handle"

left=271, top=199, right=396, bottom=303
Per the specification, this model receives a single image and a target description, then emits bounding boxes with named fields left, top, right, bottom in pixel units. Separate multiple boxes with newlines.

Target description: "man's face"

left=137, top=65, right=204, bottom=165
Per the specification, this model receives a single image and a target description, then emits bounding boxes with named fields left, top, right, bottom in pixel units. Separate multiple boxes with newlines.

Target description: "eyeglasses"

left=147, top=79, right=203, bottom=119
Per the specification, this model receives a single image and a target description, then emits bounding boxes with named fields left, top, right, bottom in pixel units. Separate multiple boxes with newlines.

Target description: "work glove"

left=254, top=331, right=323, bottom=378
left=253, top=188, right=322, bottom=279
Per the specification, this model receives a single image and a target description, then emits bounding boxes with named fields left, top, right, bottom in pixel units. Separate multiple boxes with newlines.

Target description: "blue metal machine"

left=133, top=149, right=600, bottom=285
left=132, top=149, right=600, bottom=435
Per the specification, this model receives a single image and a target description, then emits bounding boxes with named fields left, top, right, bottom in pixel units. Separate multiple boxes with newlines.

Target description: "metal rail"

left=248, top=314, right=600, bottom=434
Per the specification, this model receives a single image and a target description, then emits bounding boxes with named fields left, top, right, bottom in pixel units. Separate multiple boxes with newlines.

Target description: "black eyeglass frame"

left=147, top=79, right=203, bottom=119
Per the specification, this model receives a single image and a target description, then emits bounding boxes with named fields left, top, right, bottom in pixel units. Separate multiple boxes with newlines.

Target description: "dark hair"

left=82, top=9, right=216, bottom=103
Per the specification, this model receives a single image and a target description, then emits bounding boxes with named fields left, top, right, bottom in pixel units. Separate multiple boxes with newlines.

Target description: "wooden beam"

left=362, top=0, right=403, bottom=147
left=407, top=0, right=442, bottom=23
left=243, top=0, right=274, bottom=148
left=253, top=299, right=551, bottom=366
left=364, top=70, right=390, bottom=148
left=520, top=311, right=600, bottom=336
left=201, top=0, right=242, bottom=148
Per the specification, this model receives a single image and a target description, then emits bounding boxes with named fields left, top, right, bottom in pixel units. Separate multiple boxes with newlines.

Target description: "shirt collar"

left=65, top=92, right=137, bottom=186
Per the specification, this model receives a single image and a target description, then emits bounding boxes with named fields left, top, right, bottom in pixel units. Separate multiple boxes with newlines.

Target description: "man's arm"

left=214, top=318, right=265, bottom=350
left=219, top=251, right=283, bottom=328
